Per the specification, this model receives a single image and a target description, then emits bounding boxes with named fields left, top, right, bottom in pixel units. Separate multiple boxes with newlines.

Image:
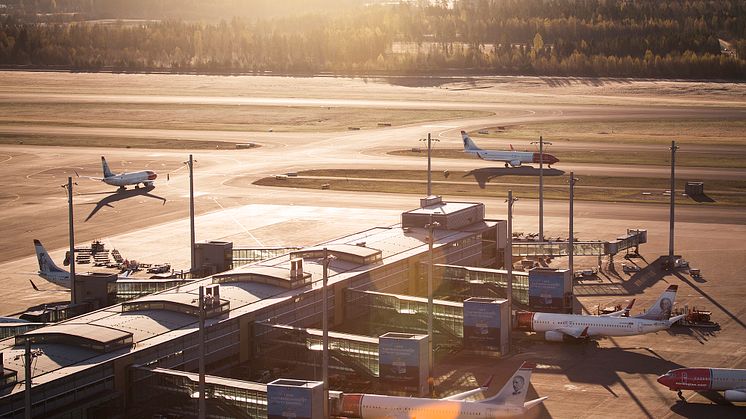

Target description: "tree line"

left=0, top=1, right=744, bottom=79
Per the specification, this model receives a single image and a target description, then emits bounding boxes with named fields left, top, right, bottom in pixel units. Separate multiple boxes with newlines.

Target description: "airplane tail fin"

left=510, top=144, right=515, bottom=151
left=101, top=156, right=114, bottom=178
left=482, top=362, right=535, bottom=406
left=635, top=285, right=678, bottom=320
left=461, top=130, right=482, bottom=152
left=34, top=239, right=67, bottom=276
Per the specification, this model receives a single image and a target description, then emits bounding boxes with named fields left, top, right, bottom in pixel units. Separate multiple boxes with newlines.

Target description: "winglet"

left=481, top=375, right=494, bottom=389
left=623, top=299, right=636, bottom=317
left=29, top=279, right=39, bottom=291
left=510, top=144, right=515, bottom=151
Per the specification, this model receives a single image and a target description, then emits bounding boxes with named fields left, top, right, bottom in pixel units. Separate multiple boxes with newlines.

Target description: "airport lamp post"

left=198, top=286, right=206, bottom=419
left=322, top=248, right=335, bottom=419
left=669, top=141, right=678, bottom=268
left=420, top=133, right=439, bottom=196
left=62, top=177, right=76, bottom=304
left=24, top=340, right=31, bottom=419
left=187, top=155, right=196, bottom=274
left=425, top=215, right=440, bottom=391
left=506, top=190, right=517, bottom=334
left=530, top=137, right=551, bottom=242
left=568, top=172, right=578, bottom=276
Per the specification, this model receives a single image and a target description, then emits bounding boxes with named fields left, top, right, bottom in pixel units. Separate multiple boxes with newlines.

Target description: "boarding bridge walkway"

left=512, top=229, right=646, bottom=257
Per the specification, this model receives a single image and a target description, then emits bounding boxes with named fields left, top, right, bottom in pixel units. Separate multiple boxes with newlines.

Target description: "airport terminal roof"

left=17, top=323, right=133, bottom=353
left=0, top=205, right=502, bottom=396
left=290, top=243, right=383, bottom=265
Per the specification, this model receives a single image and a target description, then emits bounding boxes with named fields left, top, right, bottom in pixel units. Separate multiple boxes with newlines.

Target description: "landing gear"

left=505, top=163, right=509, bottom=168
left=677, top=390, right=685, bottom=402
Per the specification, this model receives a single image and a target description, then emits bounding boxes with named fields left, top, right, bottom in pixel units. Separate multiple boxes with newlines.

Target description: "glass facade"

left=132, top=366, right=267, bottom=418
left=345, top=289, right=464, bottom=344
left=113, top=279, right=192, bottom=303
left=254, top=322, right=379, bottom=379
left=233, top=247, right=302, bottom=265
left=435, top=264, right=529, bottom=305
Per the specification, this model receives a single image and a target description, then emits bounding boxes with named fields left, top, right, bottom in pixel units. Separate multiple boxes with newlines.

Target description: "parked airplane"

left=657, top=367, right=746, bottom=402
left=83, top=156, right=157, bottom=189
left=34, top=239, right=71, bottom=287
left=516, top=285, right=685, bottom=341
left=33, top=239, right=132, bottom=289
left=461, top=131, right=559, bottom=168
left=337, top=362, right=547, bottom=418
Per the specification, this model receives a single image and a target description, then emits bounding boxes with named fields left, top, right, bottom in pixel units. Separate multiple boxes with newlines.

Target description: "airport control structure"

left=0, top=196, right=648, bottom=418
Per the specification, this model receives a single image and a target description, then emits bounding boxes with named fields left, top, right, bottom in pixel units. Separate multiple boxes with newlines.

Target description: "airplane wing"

left=442, top=376, right=493, bottom=401
left=554, top=326, right=589, bottom=339
left=524, top=396, right=549, bottom=411
left=667, top=314, right=686, bottom=326
left=601, top=299, right=635, bottom=317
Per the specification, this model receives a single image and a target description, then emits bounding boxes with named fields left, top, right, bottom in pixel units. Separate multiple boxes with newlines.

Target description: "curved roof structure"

left=16, top=323, right=132, bottom=353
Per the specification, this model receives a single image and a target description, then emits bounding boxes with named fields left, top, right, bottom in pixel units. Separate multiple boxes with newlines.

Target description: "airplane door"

left=682, top=372, right=688, bottom=385
left=638, top=323, right=643, bottom=333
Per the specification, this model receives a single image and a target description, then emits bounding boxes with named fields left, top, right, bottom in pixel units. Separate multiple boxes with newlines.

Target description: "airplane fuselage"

left=103, top=171, right=157, bottom=187
left=341, top=394, right=528, bottom=419
left=658, top=368, right=746, bottom=402
left=517, top=311, right=673, bottom=338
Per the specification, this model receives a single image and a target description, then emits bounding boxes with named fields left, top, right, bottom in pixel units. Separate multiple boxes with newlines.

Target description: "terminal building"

left=0, top=197, right=509, bottom=418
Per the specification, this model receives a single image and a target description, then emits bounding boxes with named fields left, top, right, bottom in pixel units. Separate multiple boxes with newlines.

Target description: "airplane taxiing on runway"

left=461, top=130, right=559, bottom=168
left=80, top=156, right=157, bottom=190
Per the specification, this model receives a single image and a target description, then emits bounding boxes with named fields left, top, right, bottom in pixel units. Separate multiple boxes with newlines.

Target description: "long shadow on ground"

left=83, top=185, right=166, bottom=221
left=464, top=167, right=565, bottom=188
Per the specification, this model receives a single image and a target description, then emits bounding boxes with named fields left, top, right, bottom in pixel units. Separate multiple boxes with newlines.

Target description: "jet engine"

left=544, top=331, right=567, bottom=342
left=510, top=160, right=522, bottom=167
left=724, top=389, right=746, bottom=402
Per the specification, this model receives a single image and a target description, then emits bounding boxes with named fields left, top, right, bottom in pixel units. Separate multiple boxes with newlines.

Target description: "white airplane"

left=337, top=362, right=547, bottom=418
left=86, top=156, right=157, bottom=189
left=34, top=239, right=71, bottom=287
left=516, top=285, right=685, bottom=342
left=461, top=131, right=559, bottom=168
left=33, top=239, right=132, bottom=289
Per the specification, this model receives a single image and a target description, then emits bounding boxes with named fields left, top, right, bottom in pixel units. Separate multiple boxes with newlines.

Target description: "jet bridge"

left=512, top=229, right=646, bottom=257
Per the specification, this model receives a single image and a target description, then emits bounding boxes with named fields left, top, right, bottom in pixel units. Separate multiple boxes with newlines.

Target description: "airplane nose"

left=548, top=154, right=559, bottom=164
left=657, top=374, right=672, bottom=387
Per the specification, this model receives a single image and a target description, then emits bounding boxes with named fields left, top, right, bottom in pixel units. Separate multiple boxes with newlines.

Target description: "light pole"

left=321, top=248, right=335, bottom=418
left=62, top=177, right=76, bottom=304
left=506, top=191, right=518, bottom=334
left=23, top=341, right=44, bottom=419
left=568, top=172, right=579, bottom=276
left=425, top=215, right=440, bottom=392
left=669, top=141, right=678, bottom=268
left=530, top=137, right=551, bottom=242
left=186, top=155, right=196, bottom=274
left=24, top=340, right=31, bottom=419
left=198, top=286, right=205, bottom=419
left=419, top=133, right=439, bottom=196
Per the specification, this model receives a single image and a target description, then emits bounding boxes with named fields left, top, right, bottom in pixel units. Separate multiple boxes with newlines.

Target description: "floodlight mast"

left=531, top=137, right=552, bottom=241
left=420, top=133, right=439, bottom=196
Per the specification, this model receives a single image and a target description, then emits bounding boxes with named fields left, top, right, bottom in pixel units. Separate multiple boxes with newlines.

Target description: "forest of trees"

left=0, top=0, right=744, bottom=79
